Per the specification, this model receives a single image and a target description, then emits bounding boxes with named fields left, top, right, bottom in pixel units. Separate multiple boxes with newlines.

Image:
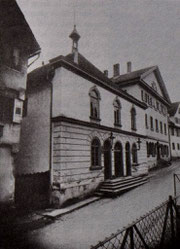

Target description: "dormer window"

left=89, top=87, right=101, bottom=122
left=113, top=98, right=121, bottom=127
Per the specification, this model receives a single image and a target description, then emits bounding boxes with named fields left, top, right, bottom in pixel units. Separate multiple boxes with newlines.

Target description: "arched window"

left=91, top=138, right=101, bottom=168
left=131, top=106, right=136, bottom=131
left=132, top=143, right=138, bottom=164
left=89, top=87, right=101, bottom=121
left=113, top=98, right=121, bottom=126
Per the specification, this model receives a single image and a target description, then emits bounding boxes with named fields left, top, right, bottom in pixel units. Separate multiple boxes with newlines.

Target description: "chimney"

left=113, top=63, right=120, bottom=77
left=104, top=70, right=108, bottom=77
left=127, top=61, right=132, bottom=73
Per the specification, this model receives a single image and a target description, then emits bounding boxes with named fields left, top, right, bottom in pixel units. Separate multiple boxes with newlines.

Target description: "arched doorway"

left=125, top=142, right=131, bottom=176
left=104, top=139, right=112, bottom=180
left=114, top=142, right=123, bottom=177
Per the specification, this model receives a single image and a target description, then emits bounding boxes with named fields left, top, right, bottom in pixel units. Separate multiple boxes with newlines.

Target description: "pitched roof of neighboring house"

left=112, top=66, right=171, bottom=104
left=168, top=102, right=180, bottom=117
left=112, top=66, right=154, bottom=83
left=28, top=52, right=147, bottom=109
left=0, top=0, right=40, bottom=57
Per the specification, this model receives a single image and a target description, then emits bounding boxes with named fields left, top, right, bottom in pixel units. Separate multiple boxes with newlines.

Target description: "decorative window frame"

left=113, top=97, right=122, bottom=127
left=89, top=86, right=101, bottom=123
left=90, top=137, right=102, bottom=170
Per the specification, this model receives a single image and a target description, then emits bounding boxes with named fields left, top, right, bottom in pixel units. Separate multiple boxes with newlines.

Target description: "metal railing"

left=174, top=173, right=180, bottom=200
left=90, top=195, right=179, bottom=249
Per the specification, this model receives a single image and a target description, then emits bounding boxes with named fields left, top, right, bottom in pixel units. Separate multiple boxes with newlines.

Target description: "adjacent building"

left=112, top=64, right=171, bottom=169
left=168, top=102, right=180, bottom=159
left=0, top=0, right=40, bottom=206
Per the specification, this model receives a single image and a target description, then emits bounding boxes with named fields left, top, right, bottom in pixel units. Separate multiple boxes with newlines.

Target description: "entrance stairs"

left=95, top=175, right=149, bottom=197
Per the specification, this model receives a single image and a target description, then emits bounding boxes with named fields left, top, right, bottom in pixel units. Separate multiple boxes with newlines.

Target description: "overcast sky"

left=17, top=0, right=180, bottom=102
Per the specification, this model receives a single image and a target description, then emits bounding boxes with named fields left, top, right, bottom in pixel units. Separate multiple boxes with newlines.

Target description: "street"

left=13, top=162, right=180, bottom=249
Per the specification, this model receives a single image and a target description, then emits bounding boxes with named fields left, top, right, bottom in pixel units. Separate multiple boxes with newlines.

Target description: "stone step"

left=99, top=181, right=148, bottom=196
left=101, top=177, right=149, bottom=189
left=96, top=176, right=149, bottom=197
left=104, top=175, right=142, bottom=184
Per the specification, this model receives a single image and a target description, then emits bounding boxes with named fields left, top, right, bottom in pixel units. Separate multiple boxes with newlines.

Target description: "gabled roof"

left=168, top=102, right=180, bottom=117
left=64, top=53, right=116, bottom=87
left=112, top=66, right=171, bottom=104
left=112, top=66, right=154, bottom=83
left=0, top=0, right=40, bottom=57
left=29, top=52, right=147, bottom=109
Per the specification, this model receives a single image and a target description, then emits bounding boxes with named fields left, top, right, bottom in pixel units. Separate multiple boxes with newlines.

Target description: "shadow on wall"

left=15, top=171, right=50, bottom=210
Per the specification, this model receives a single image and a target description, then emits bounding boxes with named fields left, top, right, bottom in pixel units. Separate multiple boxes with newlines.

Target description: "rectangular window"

left=172, top=143, right=175, bottom=150
left=145, top=93, right=148, bottom=103
left=156, top=101, right=159, bottom=110
left=141, top=90, right=144, bottom=101
left=177, top=144, right=180, bottom=150
left=13, top=99, right=23, bottom=123
left=155, top=119, right=159, bottom=132
left=149, top=97, right=152, bottom=106
left=150, top=116, right=154, bottom=131
left=160, top=121, right=163, bottom=134
left=145, top=114, right=148, bottom=129
left=164, top=124, right=167, bottom=135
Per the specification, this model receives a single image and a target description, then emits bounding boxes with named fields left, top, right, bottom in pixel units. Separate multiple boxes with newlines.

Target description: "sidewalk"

left=0, top=196, right=100, bottom=233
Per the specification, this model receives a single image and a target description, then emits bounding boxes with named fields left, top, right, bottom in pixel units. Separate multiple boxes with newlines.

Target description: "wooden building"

left=0, top=0, right=40, bottom=206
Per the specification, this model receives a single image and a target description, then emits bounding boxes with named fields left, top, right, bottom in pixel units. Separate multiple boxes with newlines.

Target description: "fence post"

left=174, top=174, right=177, bottom=200
left=169, top=195, right=175, bottom=242
left=160, top=200, right=170, bottom=248
left=129, top=227, right=134, bottom=249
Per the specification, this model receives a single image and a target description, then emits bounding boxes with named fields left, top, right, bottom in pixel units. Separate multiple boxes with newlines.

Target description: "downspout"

left=47, top=67, right=55, bottom=206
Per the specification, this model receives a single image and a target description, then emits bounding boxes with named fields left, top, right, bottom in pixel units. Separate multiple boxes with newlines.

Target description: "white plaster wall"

left=52, top=68, right=146, bottom=136
left=16, top=84, right=51, bottom=174
left=145, top=108, right=169, bottom=142
left=0, top=147, right=14, bottom=204
left=0, top=65, right=27, bottom=91
left=143, top=72, right=163, bottom=97
left=122, top=85, right=142, bottom=100
left=0, top=124, right=21, bottom=145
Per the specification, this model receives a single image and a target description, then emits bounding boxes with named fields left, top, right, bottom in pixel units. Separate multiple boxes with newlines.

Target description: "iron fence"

left=90, top=196, right=179, bottom=249
left=174, top=174, right=180, bottom=201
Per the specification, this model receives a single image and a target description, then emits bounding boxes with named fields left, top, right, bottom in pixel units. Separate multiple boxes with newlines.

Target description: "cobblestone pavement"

left=12, top=162, right=180, bottom=249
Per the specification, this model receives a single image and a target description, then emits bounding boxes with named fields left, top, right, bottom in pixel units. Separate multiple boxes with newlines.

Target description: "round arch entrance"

left=104, top=139, right=112, bottom=180
left=125, top=142, right=131, bottom=176
left=114, top=142, right=123, bottom=177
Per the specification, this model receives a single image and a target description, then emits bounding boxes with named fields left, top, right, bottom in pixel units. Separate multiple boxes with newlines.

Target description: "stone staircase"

left=95, top=175, right=149, bottom=197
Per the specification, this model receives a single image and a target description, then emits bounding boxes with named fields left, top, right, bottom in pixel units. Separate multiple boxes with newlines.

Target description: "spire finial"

left=69, top=24, right=81, bottom=53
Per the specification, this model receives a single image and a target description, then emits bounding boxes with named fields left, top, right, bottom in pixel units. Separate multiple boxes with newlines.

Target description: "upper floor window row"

left=141, top=90, right=167, bottom=116
left=145, top=114, right=167, bottom=135
left=171, top=127, right=180, bottom=137
left=89, top=87, right=136, bottom=131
